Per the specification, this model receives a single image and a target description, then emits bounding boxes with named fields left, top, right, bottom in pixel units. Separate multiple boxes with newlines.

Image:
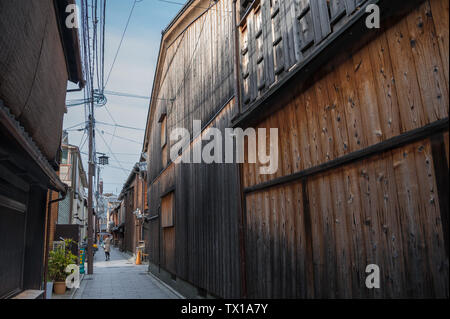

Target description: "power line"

left=103, top=182, right=129, bottom=185
left=78, top=130, right=87, bottom=149
left=104, top=90, right=174, bottom=102
left=80, top=132, right=88, bottom=151
left=96, top=120, right=145, bottom=131
left=66, top=91, right=107, bottom=108
left=80, top=152, right=134, bottom=170
left=95, top=127, right=128, bottom=176
left=101, top=0, right=107, bottom=90
left=107, top=165, right=132, bottom=173
left=104, top=104, right=118, bottom=125
left=109, top=125, right=117, bottom=147
left=65, top=122, right=87, bottom=130
left=98, top=129, right=143, bottom=145
left=104, top=0, right=141, bottom=88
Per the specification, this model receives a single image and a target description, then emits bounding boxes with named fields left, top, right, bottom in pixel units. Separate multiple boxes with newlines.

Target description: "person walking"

left=104, top=235, right=111, bottom=261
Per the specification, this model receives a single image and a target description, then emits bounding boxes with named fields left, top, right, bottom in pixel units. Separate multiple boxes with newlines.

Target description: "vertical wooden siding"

left=242, top=0, right=449, bottom=298
left=123, top=188, right=136, bottom=254
left=245, top=138, right=448, bottom=298
left=243, top=0, right=449, bottom=189
left=147, top=100, right=242, bottom=298
left=145, top=0, right=242, bottom=298
left=147, top=0, right=235, bottom=181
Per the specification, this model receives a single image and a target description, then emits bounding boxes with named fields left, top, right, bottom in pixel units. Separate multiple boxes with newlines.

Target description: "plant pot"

left=53, top=281, right=67, bottom=295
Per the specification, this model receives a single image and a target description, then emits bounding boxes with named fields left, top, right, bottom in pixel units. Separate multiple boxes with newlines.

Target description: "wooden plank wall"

left=242, top=0, right=449, bottom=298
left=146, top=0, right=243, bottom=298
left=0, top=0, right=69, bottom=161
left=147, top=0, right=235, bottom=181
left=123, top=187, right=136, bottom=254
left=246, top=138, right=448, bottom=298
left=147, top=99, right=242, bottom=298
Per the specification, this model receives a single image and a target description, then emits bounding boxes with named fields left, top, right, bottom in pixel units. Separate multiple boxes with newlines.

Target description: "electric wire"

left=98, top=129, right=143, bottom=145
left=95, top=127, right=128, bottom=176
left=104, top=0, right=141, bottom=89
left=96, top=120, right=145, bottom=131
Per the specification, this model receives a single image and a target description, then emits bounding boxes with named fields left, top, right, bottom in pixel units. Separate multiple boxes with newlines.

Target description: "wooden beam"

left=244, top=118, right=449, bottom=194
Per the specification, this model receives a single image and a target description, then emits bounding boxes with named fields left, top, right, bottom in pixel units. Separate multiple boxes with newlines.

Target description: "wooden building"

left=56, top=143, right=88, bottom=240
left=0, top=0, right=83, bottom=298
left=119, top=163, right=149, bottom=255
left=110, top=204, right=124, bottom=249
left=143, top=0, right=448, bottom=298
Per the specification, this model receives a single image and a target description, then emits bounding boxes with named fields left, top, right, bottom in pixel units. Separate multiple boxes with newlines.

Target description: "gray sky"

left=64, top=0, right=181, bottom=194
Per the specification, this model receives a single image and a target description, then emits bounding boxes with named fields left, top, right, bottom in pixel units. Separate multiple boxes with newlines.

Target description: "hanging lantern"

left=98, top=154, right=109, bottom=165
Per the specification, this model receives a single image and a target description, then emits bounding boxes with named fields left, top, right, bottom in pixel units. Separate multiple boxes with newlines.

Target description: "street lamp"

left=98, top=154, right=109, bottom=165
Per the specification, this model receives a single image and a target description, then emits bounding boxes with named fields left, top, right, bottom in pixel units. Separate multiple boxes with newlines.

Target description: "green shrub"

left=48, top=239, right=78, bottom=282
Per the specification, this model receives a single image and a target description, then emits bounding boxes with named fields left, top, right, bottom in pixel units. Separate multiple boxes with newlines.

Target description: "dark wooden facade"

left=110, top=204, right=125, bottom=250
left=0, top=0, right=82, bottom=298
left=0, top=0, right=83, bottom=164
left=143, top=0, right=242, bottom=298
left=143, top=0, right=449, bottom=298
left=120, top=165, right=148, bottom=255
left=237, top=0, right=449, bottom=298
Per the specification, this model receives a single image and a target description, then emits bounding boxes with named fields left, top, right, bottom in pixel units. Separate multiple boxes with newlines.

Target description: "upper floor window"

left=61, top=148, right=69, bottom=164
left=159, top=105, right=168, bottom=168
left=161, top=191, right=174, bottom=228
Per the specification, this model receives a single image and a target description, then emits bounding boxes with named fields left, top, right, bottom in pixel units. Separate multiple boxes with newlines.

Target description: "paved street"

left=74, top=247, right=180, bottom=299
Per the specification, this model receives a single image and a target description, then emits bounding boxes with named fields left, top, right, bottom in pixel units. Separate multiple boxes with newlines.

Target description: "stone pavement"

left=74, top=246, right=180, bottom=299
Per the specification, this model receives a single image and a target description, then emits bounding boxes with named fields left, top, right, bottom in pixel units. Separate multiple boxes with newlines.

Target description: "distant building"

left=110, top=202, right=125, bottom=250
left=105, top=195, right=121, bottom=232
left=97, top=192, right=120, bottom=235
left=54, top=142, right=88, bottom=242
left=119, top=162, right=148, bottom=256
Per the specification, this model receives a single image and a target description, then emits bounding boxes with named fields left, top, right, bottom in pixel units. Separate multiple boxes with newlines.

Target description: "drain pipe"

left=43, top=188, right=67, bottom=299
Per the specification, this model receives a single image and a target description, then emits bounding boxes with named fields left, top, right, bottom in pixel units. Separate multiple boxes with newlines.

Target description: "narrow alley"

left=74, top=247, right=180, bottom=299
left=0, top=0, right=448, bottom=304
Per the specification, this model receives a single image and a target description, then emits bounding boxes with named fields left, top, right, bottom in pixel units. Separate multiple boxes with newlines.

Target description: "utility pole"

left=87, top=100, right=95, bottom=275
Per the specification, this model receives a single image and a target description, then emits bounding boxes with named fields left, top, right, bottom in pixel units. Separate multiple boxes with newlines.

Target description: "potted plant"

left=48, top=239, right=78, bottom=295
